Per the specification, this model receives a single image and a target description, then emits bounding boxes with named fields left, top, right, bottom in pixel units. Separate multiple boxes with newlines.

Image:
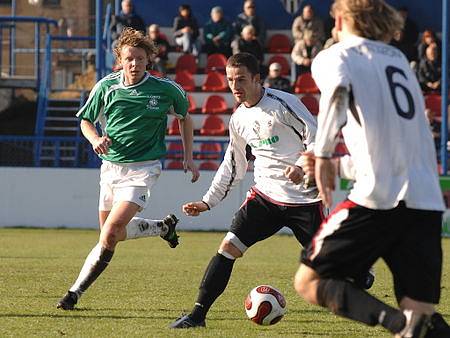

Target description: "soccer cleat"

left=425, top=312, right=450, bottom=337
left=169, top=314, right=206, bottom=329
left=56, top=291, right=78, bottom=310
left=160, top=214, right=179, bottom=248
left=396, top=310, right=432, bottom=338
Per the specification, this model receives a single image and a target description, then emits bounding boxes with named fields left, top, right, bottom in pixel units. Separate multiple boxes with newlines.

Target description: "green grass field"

left=0, top=228, right=448, bottom=337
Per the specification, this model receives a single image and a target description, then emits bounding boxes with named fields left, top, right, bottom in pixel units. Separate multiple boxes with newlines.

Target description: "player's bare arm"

left=178, top=114, right=200, bottom=182
left=182, top=201, right=210, bottom=216
left=80, top=119, right=111, bottom=155
left=314, top=86, right=349, bottom=207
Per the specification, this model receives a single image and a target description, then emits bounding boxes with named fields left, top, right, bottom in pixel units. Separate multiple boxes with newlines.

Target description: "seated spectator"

left=231, top=25, right=264, bottom=65
left=426, top=108, right=441, bottom=153
left=203, top=6, right=233, bottom=57
left=291, top=29, right=322, bottom=78
left=147, top=24, right=170, bottom=75
left=323, top=27, right=338, bottom=49
left=418, top=43, right=441, bottom=93
left=390, top=29, right=417, bottom=64
left=110, top=0, right=145, bottom=46
left=233, top=0, right=266, bottom=46
left=173, top=4, right=200, bottom=57
left=263, top=62, right=292, bottom=93
left=292, top=4, right=325, bottom=43
left=417, top=29, right=441, bottom=60
left=397, top=6, right=419, bottom=48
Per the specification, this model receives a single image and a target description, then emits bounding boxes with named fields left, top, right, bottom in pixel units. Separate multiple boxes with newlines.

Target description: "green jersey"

left=77, top=71, right=188, bottom=163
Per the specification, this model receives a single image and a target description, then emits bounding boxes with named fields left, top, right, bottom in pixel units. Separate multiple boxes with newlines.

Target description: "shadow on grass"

left=0, top=312, right=176, bottom=320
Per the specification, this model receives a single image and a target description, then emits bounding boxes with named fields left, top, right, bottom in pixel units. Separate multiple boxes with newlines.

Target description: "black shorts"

left=229, top=188, right=325, bottom=250
left=302, top=199, right=443, bottom=304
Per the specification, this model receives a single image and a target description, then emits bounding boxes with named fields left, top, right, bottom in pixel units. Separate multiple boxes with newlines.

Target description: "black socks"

left=190, top=253, right=235, bottom=323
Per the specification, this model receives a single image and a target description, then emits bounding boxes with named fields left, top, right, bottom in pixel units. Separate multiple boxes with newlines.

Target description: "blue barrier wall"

left=133, top=0, right=442, bottom=32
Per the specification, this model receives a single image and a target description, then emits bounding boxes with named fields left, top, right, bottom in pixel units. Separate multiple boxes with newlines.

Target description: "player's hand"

left=298, top=151, right=315, bottom=179
left=91, top=135, right=112, bottom=155
left=182, top=201, right=209, bottom=216
left=284, top=165, right=304, bottom=184
left=184, top=159, right=200, bottom=183
left=315, top=157, right=336, bottom=208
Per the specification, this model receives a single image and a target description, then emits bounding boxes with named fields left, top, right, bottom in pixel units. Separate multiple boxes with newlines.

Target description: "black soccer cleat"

left=160, top=214, right=179, bottom=248
left=425, top=312, right=450, bottom=338
left=169, top=314, right=206, bottom=329
left=398, top=310, right=433, bottom=338
left=56, top=291, right=78, bottom=310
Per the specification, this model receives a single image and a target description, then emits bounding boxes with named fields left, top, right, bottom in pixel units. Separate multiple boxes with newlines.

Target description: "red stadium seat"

left=175, top=70, right=196, bottom=92
left=198, top=142, right=222, bottom=159
left=165, top=160, right=184, bottom=170
left=199, top=161, right=220, bottom=170
left=294, top=73, right=319, bottom=94
left=166, top=142, right=183, bottom=159
left=167, top=118, right=180, bottom=135
left=268, top=54, right=290, bottom=76
left=175, top=53, right=197, bottom=74
left=148, top=69, right=163, bottom=77
left=425, top=94, right=442, bottom=116
left=201, top=71, right=228, bottom=92
left=301, top=94, right=319, bottom=116
left=201, top=94, right=228, bottom=114
left=187, top=94, right=197, bottom=113
left=200, top=115, right=226, bottom=135
left=267, top=33, right=291, bottom=53
left=205, top=53, right=228, bottom=73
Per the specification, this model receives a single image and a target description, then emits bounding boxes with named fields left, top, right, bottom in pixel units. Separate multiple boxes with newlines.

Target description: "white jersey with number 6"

left=312, top=35, right=445, bottom=211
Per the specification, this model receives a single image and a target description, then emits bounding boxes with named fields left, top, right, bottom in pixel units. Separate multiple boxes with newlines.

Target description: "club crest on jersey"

left=146, top=95, right=160, bottom=110
left=129, top=89, right=139, bottom=96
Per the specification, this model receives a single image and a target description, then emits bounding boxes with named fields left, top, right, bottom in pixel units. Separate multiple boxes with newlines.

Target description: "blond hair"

left=113, top=27, right=158, bottom=60
left=332, top=0, right=404, bottom=42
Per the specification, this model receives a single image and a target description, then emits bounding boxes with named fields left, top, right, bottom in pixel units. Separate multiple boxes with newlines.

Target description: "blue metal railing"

left=0, top=135, right=228, bottom=169
left=0, top=16, right=58, bottom=89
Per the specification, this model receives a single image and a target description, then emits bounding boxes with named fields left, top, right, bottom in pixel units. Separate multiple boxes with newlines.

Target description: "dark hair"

left=179, top=4, right=191, bottom=13
left=227, top=53, right=260, bottom=76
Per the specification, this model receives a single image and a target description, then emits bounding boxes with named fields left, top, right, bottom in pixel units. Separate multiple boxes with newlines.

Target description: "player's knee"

left=219, top=240, right=243, bottom=259
left=100, top=227, right=122, bottom=250
left=294, top=266, right=319, bottom=305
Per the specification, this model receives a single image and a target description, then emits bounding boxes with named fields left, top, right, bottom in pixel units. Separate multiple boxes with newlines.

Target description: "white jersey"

left=312, top=34, right=444, bottom=211
left=202, top=88, right=320, bottom=208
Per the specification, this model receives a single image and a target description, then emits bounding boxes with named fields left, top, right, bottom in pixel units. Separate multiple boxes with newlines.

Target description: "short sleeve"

left=167, top=81, right=189, bottom=119
left=76, top=80, right=105, bottom=123
left=311, top=47, right=350, bottom=94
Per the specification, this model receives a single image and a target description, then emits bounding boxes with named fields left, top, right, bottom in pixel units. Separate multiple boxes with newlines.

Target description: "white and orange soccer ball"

left=244, top=285, right=287, bottom=325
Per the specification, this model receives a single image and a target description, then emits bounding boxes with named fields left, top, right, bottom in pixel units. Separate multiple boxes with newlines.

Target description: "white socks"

left=125, top=217, right=167, bottom=240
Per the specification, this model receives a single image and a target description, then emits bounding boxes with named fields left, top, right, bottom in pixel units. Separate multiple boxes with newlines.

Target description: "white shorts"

left=99, top=160, right=162, bottom=212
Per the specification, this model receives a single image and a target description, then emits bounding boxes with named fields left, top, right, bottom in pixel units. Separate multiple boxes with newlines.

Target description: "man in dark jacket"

left=233, top=0, right=266, bottom=46
left=110, top=0, right=146, bottom=45
left=203, top=6, right=233, bottom=57
left=173, top=4, right=200, bottom=57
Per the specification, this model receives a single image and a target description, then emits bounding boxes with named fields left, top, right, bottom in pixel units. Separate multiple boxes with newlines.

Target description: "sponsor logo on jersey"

left=250, top=135, right=280, bottom=148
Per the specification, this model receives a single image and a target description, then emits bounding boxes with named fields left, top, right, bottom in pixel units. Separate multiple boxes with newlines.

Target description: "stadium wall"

left=0, top=167, right=349, bottom=230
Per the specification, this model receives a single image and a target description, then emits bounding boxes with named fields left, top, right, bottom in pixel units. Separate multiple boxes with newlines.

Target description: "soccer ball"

left=244, top=285, right=286, bottom=325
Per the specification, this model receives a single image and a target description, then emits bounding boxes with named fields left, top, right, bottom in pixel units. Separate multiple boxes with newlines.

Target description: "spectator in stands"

left=263, top=62, right=292, bottom=93
left=390, top=29, right=417, bottom=65
left=418, top=43, right=441, bottom=93
left=397, top=6, right=419, bottom=49
left=173, top=4, right=200, bottom=57
left=231, top=25, right=264, bottom=66
left=203, top=6, right=233, bottom=57
left=291, top=29, right=322, bottom=78
left=110, top=0, right=146, bottom=46
left=292, top=4, right=325, bottom=43
left=323, top=27, right=338, bottom=49
left=417, top=29, right=441, bottom=60
left=426, top=108, right=441, bottom=154
left=147, top=24, right=170, bottom=75
left=233, top=0, right=266, bottom=46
